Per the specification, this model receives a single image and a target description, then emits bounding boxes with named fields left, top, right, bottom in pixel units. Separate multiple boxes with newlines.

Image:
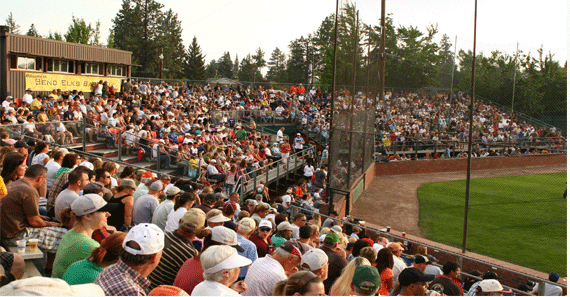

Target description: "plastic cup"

left=386, top=226, right=391, bottom=233
left=402, top=232, right=406, bottom=238
left=16, top=240, right=26, bottom=253
left=29, top=239, right=38, bottom=252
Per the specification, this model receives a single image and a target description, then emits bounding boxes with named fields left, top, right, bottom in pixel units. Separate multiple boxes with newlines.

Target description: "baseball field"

left=417, top=172, right=567, bottom=276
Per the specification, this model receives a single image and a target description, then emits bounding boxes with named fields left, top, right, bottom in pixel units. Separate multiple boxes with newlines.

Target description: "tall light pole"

left=462, top=0, right=478, bottom=254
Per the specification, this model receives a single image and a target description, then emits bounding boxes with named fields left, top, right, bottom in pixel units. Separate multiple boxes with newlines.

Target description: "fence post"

left=118, top=131, right=122, bottom=162
left=537, top=281, right=546, bottom=296
left=82, top=117, right=86, bottom=152
left=276, top=163, right=280, bottom=191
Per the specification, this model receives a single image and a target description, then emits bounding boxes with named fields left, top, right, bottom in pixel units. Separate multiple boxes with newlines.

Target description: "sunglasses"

left=259, top=227, right=272, bottom=232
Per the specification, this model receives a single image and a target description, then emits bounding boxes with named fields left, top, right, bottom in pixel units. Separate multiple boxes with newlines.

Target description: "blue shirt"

left=236, top=234, right=258, bottom=278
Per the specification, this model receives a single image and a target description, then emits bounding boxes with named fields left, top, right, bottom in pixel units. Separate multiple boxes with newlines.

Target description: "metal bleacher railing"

left=288, top=205, right=565, bottom=296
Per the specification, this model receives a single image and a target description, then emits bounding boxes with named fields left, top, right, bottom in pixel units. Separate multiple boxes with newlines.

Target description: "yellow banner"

left=25, top=72, right=122, bottom=93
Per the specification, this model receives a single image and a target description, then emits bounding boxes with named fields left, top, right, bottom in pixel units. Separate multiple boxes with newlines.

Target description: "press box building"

left=0, top=25, right=132, bottom=100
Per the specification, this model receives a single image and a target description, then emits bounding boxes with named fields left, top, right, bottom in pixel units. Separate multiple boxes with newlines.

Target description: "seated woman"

left=51, top=194, right=116, bottom=279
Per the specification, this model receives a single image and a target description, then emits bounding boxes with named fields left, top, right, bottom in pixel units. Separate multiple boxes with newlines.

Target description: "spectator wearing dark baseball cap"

left=530, top=272, right=562, bottom=296
left=194, top=193, right=215, bottom=214
left=412, top=255, right=432, bottom=272
left=398, top=267, right=436, bottom=296
left=351, top=265, right=381, bottom=296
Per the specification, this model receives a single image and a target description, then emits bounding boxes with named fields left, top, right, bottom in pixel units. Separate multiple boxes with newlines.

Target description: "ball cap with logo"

left=123, top=223, right=165, bottom=255
left=71, top=194, right=118, bottom=216
left=352, top=265, right=381, bottom=292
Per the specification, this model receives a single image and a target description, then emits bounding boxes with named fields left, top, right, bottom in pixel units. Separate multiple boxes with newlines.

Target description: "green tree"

left=238, top=54, right=256, bottom=82
left=267, top=47, right=287, bottom=82
left=183, top=36, right=206, bottom=80
left=287, top=37, right=309, bottom=84
left=64, top=16, right=94, bottom=44
left=112, top=0, right=166, bottom=77
left=217, top=52, right=233, bottom=78
left=435, top=34, right=455, bottom=89
left=205, top=59, right=218, bottom=78
left=107, top=29, right=115, bottom=48
left=6, top=13, right=20, bottom=34
left=155, top=9, right=185, bottom=78
left=26, top=24, right=40, bottom=37
left=46, top=31, right=63, bottom=41
left=232, top=54, right=239, bottom=79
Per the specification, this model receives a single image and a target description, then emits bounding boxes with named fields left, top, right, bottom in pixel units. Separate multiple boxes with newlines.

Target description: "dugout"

left=0, top=25, right=132, bottom=101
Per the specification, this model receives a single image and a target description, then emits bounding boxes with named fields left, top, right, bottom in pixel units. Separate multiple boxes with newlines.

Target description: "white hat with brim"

left=202, top=248, right=252, bottom=274
left=208, top=214, right=231, bottom=223
left=277, top=221, right=295, bottom=232
left=210, top=226, right=244, bottom=252
left=0, top=276, right=105, bottom=296
left=300, top=248, right=329, bottom=271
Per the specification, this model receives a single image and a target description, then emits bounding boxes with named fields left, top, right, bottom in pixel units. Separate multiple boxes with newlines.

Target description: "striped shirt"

left=148, top=231, right=198, bottom=290
left=94, top=260, right=150, bottom=296
left=242, top=255, right=286, bottom=296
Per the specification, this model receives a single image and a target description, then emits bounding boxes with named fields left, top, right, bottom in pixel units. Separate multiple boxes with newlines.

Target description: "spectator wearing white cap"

left=95, top=223, right=165, bottom=296
left=235, top=218, right=258, bottom=279
left=52, top=194, right=117, bottom=279
left=242, top=240, right=307, bottom=296
left=207, top=159, right=226, bottom=182
left=294, top=133, right=305, bottom=153
left=474, top=279, right=513, bottom=296
left=132, top=181, right=164, bottom=225
left=300, top=248, right=329, bottom=281
left=148, top=208, right=206, bottom=290
left=174, top=226, right=245, bottom=295
left=192, top=245, right=252, bottom=296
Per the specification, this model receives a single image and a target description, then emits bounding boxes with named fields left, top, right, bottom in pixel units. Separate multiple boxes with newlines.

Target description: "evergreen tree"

left=26, top=24, right=40, bottom=37
left=112, top=0, right=166, bottom=77
left=267, top=47, right=287, bottom=82
left=238, top=54, right=256, bottom=82
left=107, top=29, right=115, bottom=48
left=253, top=47, right=266, bottom=80
left=47, top=31, right=63, bottom=41
left=6, top=13, right=20, bottom=34
left=217, top=52, right=233, bottom=78
left=91, top=21, right=101, bottom=46
left=232, top=54, right=240, bottom=79
left=205, top=59, right=218, bottom=78
left=287, top=37, right=309, bottom=84
left=184, top=36, right=206, bottom=80
left=155, top=9, right=185, bottom=78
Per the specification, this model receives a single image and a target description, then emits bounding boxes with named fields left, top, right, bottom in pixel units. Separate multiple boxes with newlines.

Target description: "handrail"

left=288, top=205, right=565, bottom=296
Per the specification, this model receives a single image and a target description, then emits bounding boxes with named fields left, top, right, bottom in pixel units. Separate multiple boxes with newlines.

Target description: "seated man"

left=1, top=165, right=68, bottom=272
left=206, top=159, right=226, bottom=182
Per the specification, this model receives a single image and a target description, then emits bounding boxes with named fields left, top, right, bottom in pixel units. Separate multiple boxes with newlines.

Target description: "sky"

left=2, top=0, right=568, bottom=70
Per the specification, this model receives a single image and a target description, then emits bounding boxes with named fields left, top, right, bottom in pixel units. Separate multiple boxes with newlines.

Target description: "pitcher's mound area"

left=351, top=164, right=566, bottom=237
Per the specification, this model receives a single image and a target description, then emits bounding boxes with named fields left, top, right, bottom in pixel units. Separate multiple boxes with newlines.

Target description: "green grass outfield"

left=417, top=172, right=567, bottom=276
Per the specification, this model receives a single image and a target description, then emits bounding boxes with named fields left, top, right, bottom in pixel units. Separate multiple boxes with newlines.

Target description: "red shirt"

left=250, top=234, right=275, bottom=258
left=173, top=258, right=203, bottom=295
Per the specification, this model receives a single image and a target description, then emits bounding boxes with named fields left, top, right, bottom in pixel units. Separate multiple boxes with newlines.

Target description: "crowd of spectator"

left=0, top=80, right=564, bottom=296
left=372, top=92, right=565, bottom=161
left=0, top=142, right=558, bottom=295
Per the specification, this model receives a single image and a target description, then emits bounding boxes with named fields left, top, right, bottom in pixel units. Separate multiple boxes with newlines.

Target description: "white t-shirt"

left=45, top=160, right=61, bottom=188
left=304, top=165, right=314, bottom=178
left=392, top=255, right=408, bottom=287
left=276, top=130, right=284, bottom=142
left=164, top=207, right=187, bottom=232
left=281, top=194, right=292, bottom=208
left=192, top=280, right=240, bottom=296
left=532, top=283, right=563, bottom=296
